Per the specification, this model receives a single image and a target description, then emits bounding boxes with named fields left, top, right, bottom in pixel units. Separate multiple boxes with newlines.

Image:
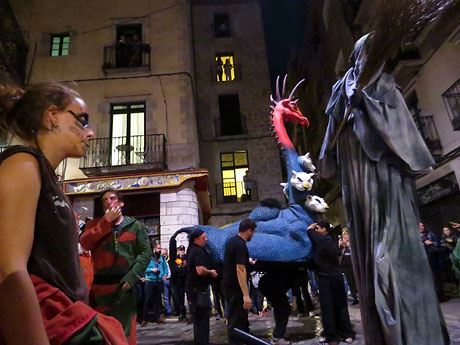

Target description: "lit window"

left=110, top=103, right=145, bottom=165
left=216, top=54, right=235, bottom=82
left=220, top=151, right=248, bottom=202
left=50, top=34, right=70, bottom=56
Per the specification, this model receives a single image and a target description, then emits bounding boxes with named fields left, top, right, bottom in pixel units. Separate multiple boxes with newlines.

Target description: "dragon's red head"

left=270, top=75, right=309, bottom=127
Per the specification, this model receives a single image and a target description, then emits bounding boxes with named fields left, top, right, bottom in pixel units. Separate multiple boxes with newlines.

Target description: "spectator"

left=222, top=218, right=256, bottom=345
left=142, top=243, right=168, bottom=326
left=161, top=248, right=173, bottom=316
left=81, top=189, right=151, bottom=344
left=223, top=58, right=233, bottom=81
left=171, top=244, right=188, bottom=321
left=243, top=170, right=252, bottom=200
left=129, top=34, right=142, bottom=66
left=339, top=228, right=358, bottom=305
left=216, top=57, right=224, bottom=82
left=0, top=83, right=127, bottom=344
left=292, top=265, right=315, bottom=317
left=420, top=222, right=443, bottom=298
left=307, top=221, right=354, bottom=345
left=116, top=34, right=128, bottom=67
left=186, top=229, right=218, bottom=345
left=249, top=271, right=264, bottom=315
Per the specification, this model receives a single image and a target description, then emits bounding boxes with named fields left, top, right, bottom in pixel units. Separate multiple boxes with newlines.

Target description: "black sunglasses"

left=67, top=110, right=89, bottom=128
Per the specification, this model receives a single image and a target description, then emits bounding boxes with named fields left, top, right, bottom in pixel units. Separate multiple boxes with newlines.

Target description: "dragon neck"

left=272, top=110, right=294, bottom=151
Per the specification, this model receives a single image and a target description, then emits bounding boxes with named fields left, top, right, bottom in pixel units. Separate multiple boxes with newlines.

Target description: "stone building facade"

left=9, top=0, right=208, bottom=248
left=192, top=0, right=284, bottom=227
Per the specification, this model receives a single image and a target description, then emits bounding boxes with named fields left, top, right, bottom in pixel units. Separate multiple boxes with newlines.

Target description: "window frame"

left=109, top=102, right=146, bottom=165
left=220, top=150, right=249, bottom=201
left=50, top=33, right=70, bottom=57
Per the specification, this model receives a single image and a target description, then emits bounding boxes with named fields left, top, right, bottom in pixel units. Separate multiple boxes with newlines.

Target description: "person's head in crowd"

left=100, top=189, right=124, bottom=213
left=190, top=229, right=207, bottom=247
left=161, top=248, right=168, bottom=259
left=419, top=222, right=427, bottom=234
left=0, top=82, right=94, bottom=159
left=153, top=243, right=162, bottom=259
left=239, top=218, right=256, bottom=242
left=316, top=220, right=332, bottom=236
left=177, top=245, right=186, bottom=256
left=342, top=228, right=350, bottom=243
left=442, top=225, right=455, bottom=238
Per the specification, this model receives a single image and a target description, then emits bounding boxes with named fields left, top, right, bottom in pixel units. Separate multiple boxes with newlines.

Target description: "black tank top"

left=0, top=145, right=87, bottom=302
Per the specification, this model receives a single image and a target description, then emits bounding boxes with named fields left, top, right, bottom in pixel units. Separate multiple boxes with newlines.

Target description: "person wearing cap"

left=307, top=221, right=354, bottom=345
left=185, top=229, right=218, bottom=345
left=171, top=244, right=188, bottom=321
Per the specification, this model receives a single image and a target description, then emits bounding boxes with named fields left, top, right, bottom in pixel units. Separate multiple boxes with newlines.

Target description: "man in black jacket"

left=307, top=221, right=354, bottom=345
left=186, top=229, right=218, bottom=345
left=170, top=245, right=187, bottom=321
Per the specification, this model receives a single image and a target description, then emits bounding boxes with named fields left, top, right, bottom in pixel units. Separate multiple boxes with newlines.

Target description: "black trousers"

left=171, top=278, right=186, bottom=317
left=317, top=273, right=354, bottom=342
left=259, top=275, right=290, bottom=339
left=187, top=288, right=211, bottom=345
left=224, top=291, right=249, bottom=345
left=143, top=280, right=164, bottom=322
left=342, top=266, right=358, bottom=301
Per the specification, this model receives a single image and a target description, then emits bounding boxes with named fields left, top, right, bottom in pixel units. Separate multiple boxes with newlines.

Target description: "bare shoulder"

left=0, top=152, right=41, bottom=192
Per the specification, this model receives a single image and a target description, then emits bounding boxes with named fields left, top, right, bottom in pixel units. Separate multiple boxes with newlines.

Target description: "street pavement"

left=137, top=297, right=460, bottom=345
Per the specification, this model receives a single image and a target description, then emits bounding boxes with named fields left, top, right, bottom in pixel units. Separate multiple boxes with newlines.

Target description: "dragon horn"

left=288, top=78, right=305, bottom=100
left=270, top=94, right=277, bottom=104
left=276, top=75, right=280, bottom=100
left=292, top=99, right=299, bottom=103
left=282, top=74, right=288, bottom=98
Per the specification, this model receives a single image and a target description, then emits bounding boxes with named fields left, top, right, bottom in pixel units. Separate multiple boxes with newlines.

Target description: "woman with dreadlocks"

left=0, top=83, right=127, bottom=344
left=319, top=34, right=449, bottom=345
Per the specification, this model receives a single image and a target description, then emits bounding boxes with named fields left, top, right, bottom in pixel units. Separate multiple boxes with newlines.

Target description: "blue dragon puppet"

left=170, top=76, right=329, bottom=264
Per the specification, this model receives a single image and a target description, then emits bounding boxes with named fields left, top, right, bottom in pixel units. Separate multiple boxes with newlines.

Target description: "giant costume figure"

left=319, top=34, right=449, bottom=345
left=170, top=77, right=327, bottom=265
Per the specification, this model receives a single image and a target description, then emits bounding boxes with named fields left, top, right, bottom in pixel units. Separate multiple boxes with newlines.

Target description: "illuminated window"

left=110, top=103, right=145, bottom=165
left=50, top=33, right=70, bottom=56
left=216, top=54, right=235, bottom=82
left=220, top=151, right=248, bottom=202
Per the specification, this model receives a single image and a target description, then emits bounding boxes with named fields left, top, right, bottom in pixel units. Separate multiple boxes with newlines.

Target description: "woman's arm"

left=0, top=153, right=49, bottom=345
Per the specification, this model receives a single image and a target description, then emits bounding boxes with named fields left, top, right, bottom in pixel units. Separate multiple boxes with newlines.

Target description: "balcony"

left=214, top=114, right=247, bottom=138
left=215, top=180, right=258, bottom=204
left=80, top=134, right=167, bottom=177
left=442, top=78, right=460, bottom=131
left=414, top=115, right=442, bottom=158
left=102, top=44, right=151, bottom=74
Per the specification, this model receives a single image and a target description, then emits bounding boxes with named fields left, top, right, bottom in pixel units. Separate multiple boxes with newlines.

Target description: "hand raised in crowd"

left=104, top=206, right=122, bottom=222
left=307, top=223, right=317, bottom=231
left=152, top=267, right=159, bottom=273
left=249, top=258, right=257, bottom=265
left=243, top=295, right=252, bottom=310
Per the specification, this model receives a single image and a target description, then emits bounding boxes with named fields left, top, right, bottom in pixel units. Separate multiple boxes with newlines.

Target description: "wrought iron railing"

left=214, top=114, right=247, bottom=137
left=80, top=134, right=166, bottom=170
left=102, top=44, right=151, bottom=71
left=414, top=115, right=442, bottom=156
left=442, top=78, right=460, bottom=131
left=215, top=180, right=258, bottom=204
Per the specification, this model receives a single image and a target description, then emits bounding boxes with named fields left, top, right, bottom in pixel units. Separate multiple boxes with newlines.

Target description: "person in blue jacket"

left=141, top=243, right=168, bottom=326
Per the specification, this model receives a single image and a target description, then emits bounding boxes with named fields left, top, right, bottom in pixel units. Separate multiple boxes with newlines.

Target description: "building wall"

left=193, top=1, right=284, bottom=225
left=160, top=182, right=199, bottom=248
left=11, top=0, right=200, bottom=180
left=411, top=26, right=460, bottom=157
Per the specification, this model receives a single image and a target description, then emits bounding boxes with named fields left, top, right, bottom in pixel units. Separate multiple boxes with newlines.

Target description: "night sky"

left=261, top=0, right=307, bottom=91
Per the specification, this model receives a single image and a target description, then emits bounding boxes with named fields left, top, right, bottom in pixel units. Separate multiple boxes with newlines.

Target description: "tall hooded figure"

left=319, top=33, right=449, bottom=345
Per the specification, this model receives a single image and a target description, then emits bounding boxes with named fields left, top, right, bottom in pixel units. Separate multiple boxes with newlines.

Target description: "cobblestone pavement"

left=137, top=297, right=460, bottom=345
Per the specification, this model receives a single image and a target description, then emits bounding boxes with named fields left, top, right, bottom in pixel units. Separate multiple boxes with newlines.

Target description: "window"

left=216, top=53, right=235, bottom=82
left=110, top=102, right=146, bottom=165
left=442, top=78, right=460, bottom=131
left=220, top=151, right=248, bottom=203
left=218, top=94, right=242, bottom=136
left=50, top=33, right=70, bottom=56
left=214, top=14, right=231, bottom=38
left=116, top=24, right=143, bottom=67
